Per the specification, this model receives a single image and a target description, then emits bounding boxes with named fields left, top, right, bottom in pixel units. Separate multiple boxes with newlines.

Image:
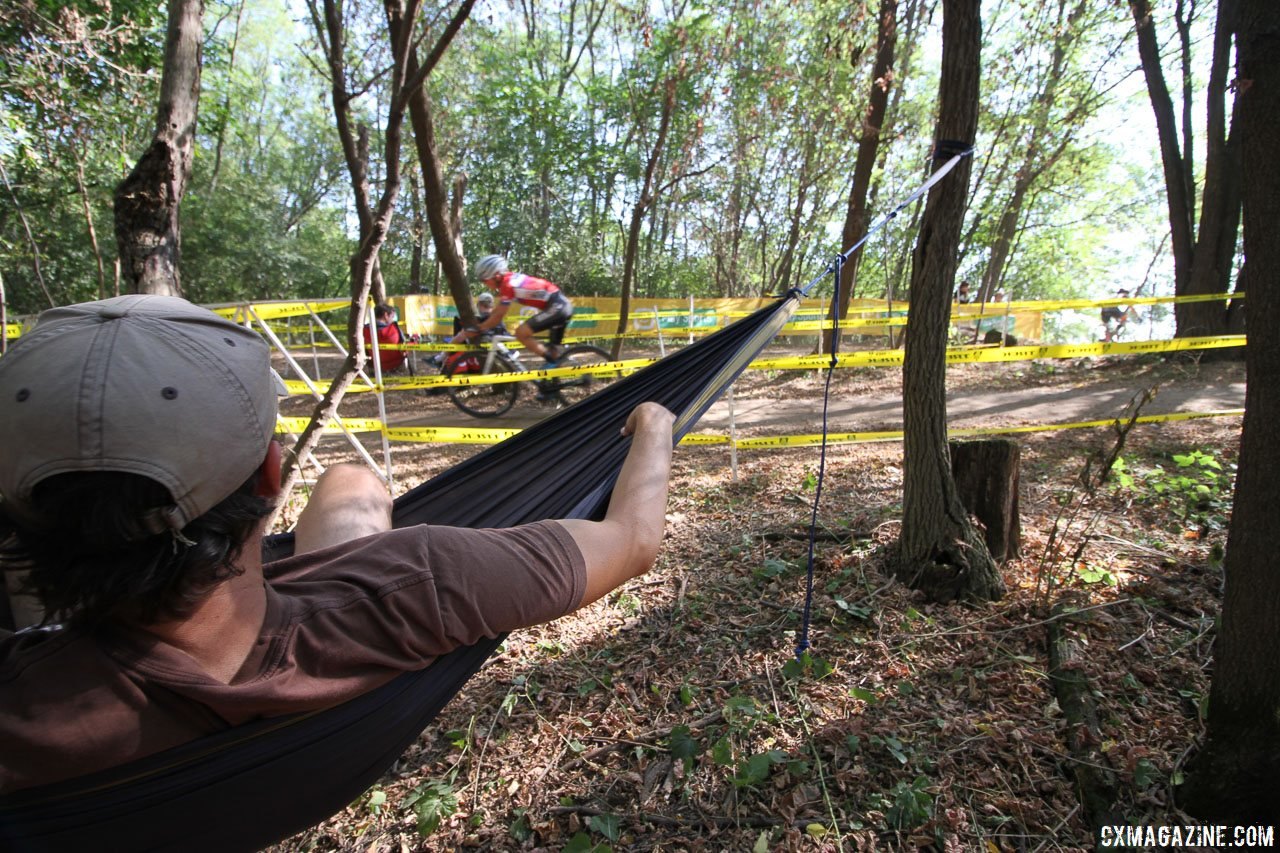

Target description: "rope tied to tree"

left=793, top=147, right=974, bottom=660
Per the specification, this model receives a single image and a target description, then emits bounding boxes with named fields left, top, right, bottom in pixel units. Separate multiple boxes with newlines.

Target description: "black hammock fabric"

left=0, top=292, right=803, bottom=853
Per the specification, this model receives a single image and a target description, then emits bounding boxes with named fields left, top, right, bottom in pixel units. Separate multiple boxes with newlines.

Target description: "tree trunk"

left=773, top=134, right=816, bottom=293
left=208, top=0, right=245, bottom=196
left=406, top=59, right=475, bottom=325
left=1129, top=0, right=1242, bottom=339
left=979, top=1, right=1087, bottom=302
left=950, top=439, right=1021, bottom=562
left=612, top=79, right=675, bottom=360
left=825, top=0, right=897, bottom=351
left=407, top=170, right=424, bottom=293
left=73, top=151, right=108, bottom=300
left=1181, top=0, right=1280, bottom=823
left=279, top=0, right=473, bottom=500
left=113, top=0, right=204, bottom=296
left=894, top=0, right=1003, bottom=604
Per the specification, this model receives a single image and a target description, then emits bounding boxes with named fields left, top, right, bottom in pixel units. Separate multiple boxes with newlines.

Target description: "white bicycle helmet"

left=474, top=254, right=509, bottom=281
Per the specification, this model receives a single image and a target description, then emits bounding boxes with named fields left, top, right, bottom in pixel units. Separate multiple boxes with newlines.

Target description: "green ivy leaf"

left=404, top=779, right=458, bottom=837
left=588, top=813, right=621, bottom=842
left=668, top=725, right=698, bottom=770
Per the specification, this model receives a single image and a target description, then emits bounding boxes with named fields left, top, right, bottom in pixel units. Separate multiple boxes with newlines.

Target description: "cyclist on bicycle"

left=466, top=255, right=573, bottom=364
left=1101, top=288, right=1133, bottom=342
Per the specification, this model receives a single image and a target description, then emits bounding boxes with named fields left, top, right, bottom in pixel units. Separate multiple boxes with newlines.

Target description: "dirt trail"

left=370, top=355, right=1245, bottom=440
left=695, top=361, right=1246, bottom=434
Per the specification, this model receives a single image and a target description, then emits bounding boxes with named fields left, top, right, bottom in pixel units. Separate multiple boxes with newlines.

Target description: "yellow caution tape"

left=209, top=299, right=350, bottom=321
left=751, top=334, right=1246, bottom=371
left=386, top=425, right=522, bottom=444
left=3, top=323, right=22, bottom=340
left=276, top=416, right=387, bottom=434
left=278, top=335, right=1244, bottom=397
left=692, top=409, right=1245, bottom=450
left=277, top=408, right=1241, bottom=448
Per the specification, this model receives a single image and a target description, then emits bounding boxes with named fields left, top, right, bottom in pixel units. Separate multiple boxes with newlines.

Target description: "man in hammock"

left=0, top=295, right=674, bottom=794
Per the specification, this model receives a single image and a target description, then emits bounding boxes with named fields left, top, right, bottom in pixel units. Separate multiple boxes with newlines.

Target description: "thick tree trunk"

left=1181, top=0, right=1280, bottom=823
left=895, top=0, right=1003, bottom=604
left=113, top=0, right=204, bottom=296
left=825, top=0, right=897, bottom=351
left=406, top=59, right=475, bottom=325
left=949, top=439, right=1021, bottom=562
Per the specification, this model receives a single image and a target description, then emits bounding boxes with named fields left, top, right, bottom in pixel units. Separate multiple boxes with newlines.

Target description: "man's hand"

left=621, top=402, right=676, bottom=438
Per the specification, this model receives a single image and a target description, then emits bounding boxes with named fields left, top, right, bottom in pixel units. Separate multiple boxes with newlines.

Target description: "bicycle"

left=1101, top=306, right=1139, bottom=343
left=441, top=334, right=619, bottom=418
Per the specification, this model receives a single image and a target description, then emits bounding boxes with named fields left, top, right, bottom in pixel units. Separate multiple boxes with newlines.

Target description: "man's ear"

left=255, top=441, right=283, bottom=498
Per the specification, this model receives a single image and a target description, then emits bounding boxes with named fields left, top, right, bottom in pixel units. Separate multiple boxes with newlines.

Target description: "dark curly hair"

left=0, top=471, right=273, bottom=627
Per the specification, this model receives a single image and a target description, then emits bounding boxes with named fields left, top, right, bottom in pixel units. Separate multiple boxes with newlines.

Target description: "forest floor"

left=272, top=347, right=1246, bottom=852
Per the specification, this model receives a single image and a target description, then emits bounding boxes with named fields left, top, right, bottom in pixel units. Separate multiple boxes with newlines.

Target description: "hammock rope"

left=792, top=146, right=974, bottom=658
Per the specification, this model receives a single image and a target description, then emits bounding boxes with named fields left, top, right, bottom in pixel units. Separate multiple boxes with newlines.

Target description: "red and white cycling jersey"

left=495, top=272, right=562, bottom=310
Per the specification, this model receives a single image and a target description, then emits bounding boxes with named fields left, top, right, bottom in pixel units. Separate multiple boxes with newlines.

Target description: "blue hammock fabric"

left=0, top=292, right=802, bottom=853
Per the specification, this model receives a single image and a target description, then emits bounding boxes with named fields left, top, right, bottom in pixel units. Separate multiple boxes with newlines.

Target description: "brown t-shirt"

left=0, top=521, right=585, bottom=794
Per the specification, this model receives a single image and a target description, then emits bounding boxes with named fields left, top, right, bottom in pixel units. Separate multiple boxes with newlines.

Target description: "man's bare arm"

left=559, top=403, right=675, bottom=606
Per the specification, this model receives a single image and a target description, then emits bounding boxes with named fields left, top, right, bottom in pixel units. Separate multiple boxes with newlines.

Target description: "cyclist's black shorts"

left=524, top=293, right=573, bottom=346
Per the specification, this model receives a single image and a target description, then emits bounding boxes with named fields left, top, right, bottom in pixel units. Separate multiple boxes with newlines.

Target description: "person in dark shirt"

left=0, top=295, right=675, bottom=793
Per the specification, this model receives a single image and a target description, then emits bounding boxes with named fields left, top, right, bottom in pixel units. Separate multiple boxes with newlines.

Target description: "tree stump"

left=949, top=438, right=1021, bottom=562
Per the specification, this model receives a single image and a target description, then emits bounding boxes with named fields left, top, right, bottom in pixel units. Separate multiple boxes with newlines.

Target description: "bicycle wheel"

left=546, top=345, right=622, bottom=408
left=447, top=352, right=521, bottom=417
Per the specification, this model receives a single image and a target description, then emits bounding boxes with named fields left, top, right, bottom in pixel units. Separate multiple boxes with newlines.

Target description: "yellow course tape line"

left=209, top=299, right=350, bottom=321
left=721, top=409, right=1245, bottom=449
left=276, top=408, right=1242, bottom=448
left=750, top=335, right=1246, bottom=371
left=276, top=416, right=388, bottom=434
left=278, top=336, right=1244, bottom=396
left=280, top=357, right=650, bottom=395
left=386, top=425, right=522, bottom=443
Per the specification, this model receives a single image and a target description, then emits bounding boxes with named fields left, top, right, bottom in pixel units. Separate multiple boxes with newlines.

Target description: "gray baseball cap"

left=0, top=295, right=283, bottom=534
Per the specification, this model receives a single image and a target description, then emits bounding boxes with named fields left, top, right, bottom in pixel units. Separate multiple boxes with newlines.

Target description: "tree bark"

left=113, top=0, right=204, bottom=296
left=612, top=79, right=675, bottom=360
left=894, top=0, right=1003, bottom=603
left=406, top=56, right=475, bottom=325
left=1047, top=604, right=1121, bottom=830
left=1181, top=0, right=1280, bottom=823
left=949, top=439, right=1021, bottom=562
left=825, top=0, right=897, bottom=351
left=208, top=0, right=245, bottom=196
left=1129, top=0, right=1242, bottom=339
left=279, top=0, right=473, bottom=501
